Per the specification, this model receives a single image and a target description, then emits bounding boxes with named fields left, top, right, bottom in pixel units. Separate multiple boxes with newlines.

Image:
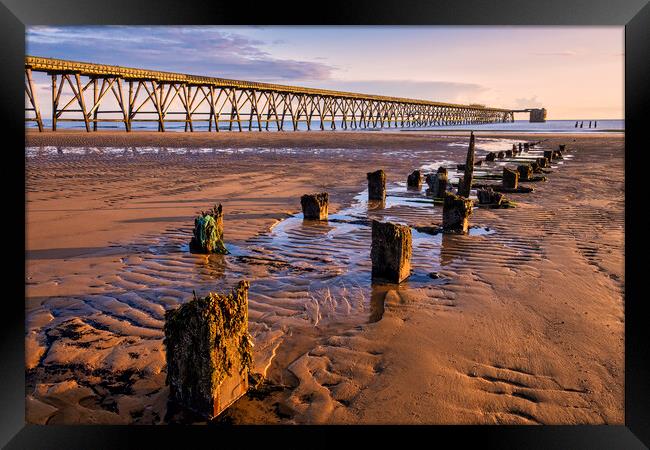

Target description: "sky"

left=26, top=26, right=624, bottom=120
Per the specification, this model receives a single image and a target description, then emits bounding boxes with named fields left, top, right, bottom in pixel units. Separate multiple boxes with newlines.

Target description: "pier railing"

left=25, top=56, right=517, bottom=132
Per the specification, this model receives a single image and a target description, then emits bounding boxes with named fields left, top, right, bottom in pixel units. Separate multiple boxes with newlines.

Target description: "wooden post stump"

left=426, top=168, right=448, bottom=198
left=407, top=170, right=422, bottom=188
left=505, top=150, right=513, bottom=157
left=485, top=152, right=496, bottom=162
left=519, top=143, right=523, bottom=153
left=190, top=204, right=228, bottom=254
left=477, top=187, right=505, bottom=206
left=497, top=151, right=505, bottom=159
left=512, top=144, right=518, bottom=155
left=544, top=150, right=554, bottom=161
left=559, top=144, right=566, bottom=152
left=503, top=167, right=519, bottom=189
left=458, top=132, right=476, bottom=198
left=367, top=170, right=386, bottom=201
left=517, top=164, right=533, bottom=181
left=371, top=220, right=412, bottom=283
left=301, top=192, right=329, bottom=220
left=537, top=157, right=550, bottom=168
left=524, top=143, right=530, bottom=151
left=164, top=280, right=252, bottom=419
left=442, top=192, right=473, bottom=234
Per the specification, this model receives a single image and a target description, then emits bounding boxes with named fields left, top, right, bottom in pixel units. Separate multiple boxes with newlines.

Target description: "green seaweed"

left=190, top=204, right=229, bottom=254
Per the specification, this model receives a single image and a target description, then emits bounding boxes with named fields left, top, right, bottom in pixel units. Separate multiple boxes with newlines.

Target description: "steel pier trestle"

left=25, top=56, right=518, bottom=132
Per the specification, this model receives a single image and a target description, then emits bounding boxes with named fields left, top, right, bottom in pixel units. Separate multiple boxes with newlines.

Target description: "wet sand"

left=25, top=130, right=624, bottom=425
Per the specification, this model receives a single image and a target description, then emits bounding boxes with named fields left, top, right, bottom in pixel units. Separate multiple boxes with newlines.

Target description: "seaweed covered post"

left=367, top=170, right=386, bottom=201
left=163, top=280, right=253, bottom=419
left=503, top=167, right=519, bottom=190
left=517, top=164, right=533, bottom=181
left=301, top=192, right=329, bottom=220
left=371, top=220, right=412, bottom=283
left=190, top=204, right=228, bottom=254
left=407, top=170, right=422, bottom=188
left=442, top=191, right=473, bottom=234
left=458, top=132, right=475, bottom=198
left=497, top=151, right=505, bottom=159
left=485, top=152, right=496, bottom=162
left=425, top=167, right=448, bottom=198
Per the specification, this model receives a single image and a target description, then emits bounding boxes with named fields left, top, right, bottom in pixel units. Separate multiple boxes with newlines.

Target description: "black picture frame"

left=1, top=1, right=648, bottom=447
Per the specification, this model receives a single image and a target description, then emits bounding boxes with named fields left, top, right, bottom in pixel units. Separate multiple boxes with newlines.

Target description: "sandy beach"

left=24, top=130, right=624, bottom=425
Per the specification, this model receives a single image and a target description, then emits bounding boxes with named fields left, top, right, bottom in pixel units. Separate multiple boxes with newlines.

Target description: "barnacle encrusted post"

left=442, top=191, right=473, bottom=234
left=163, top=280, right=253, bottom=419
left=503, top=167, right=520, bottom=190
left=407, top=170, right=422, bottom=188
left=367, top=169, right=387, bottom=201
left=301, top=192, right=329, bottom=220
left=458, top=132, right=475, bottom=198
left=189, top=204, right=228, bottom=254
left=371, top=220, right=412, bottom=283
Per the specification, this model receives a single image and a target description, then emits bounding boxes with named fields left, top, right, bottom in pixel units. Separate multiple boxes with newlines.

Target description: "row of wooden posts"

left=163, top=136, right=568, bottom=420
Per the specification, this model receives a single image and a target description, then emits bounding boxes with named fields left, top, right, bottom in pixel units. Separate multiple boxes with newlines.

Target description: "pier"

left=25, top=56, right=528, bottom=132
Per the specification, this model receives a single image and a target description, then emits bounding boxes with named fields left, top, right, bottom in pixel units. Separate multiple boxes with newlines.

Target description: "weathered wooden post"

left=442, top=192, right=473, bottom=234
left=477, top=187, right=505, bottom=206
left=505, top=149, right=513, bottom=157
left=512, top=144, right=517, bottom=155
left=164, top=280, right=253, bottom=419
left=517, top=164, right=533, bottom=181
left=485, top=152, right=496, bottom=162
left=367, top=170, right=386, bottom=201
left=537, top=157, right=550, bottom=168
left=544, top=150, right=554, bottom=162
left=301, top=192, right=329, bottom=220
left=524, top=143, right=530, bottom=151
left=503, top=167, right=519, bottom=190
left=426, top=167, right=448, bottom=198
left=559, top=144, right=566, bottom=152
left=371, top=220, right=412, bottom=283
left=519, top=143, right=523, bottom=153
left=458, top=132, right=475, bottom=197
left=407, top=170, right=422, bottom=188
left=190, top=204, right=228, bottom=254
left=497, top=151, right=505, bottom=159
